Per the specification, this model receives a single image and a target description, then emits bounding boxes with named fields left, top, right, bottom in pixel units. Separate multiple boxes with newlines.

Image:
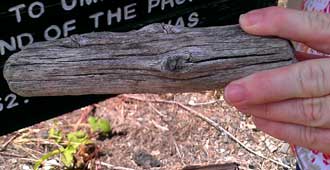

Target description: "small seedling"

left=62, top=131, right=91, bottom=167
left=34, top=116, right=111, bottom=169
left=34, top=131, right=91, bottom=169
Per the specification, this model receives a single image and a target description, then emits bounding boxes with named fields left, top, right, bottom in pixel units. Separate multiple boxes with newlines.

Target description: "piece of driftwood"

left=3, top=24, right=295, bottom=97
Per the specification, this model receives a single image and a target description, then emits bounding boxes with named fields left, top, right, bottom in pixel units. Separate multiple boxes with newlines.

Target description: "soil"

left=0, top=92, right=296, bottom=170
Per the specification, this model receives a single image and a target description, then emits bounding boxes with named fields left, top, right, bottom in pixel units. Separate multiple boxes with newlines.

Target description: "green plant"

left=88, top=116, right=111, bottom=135
left=62, top=131, right=91, bottom=167
left=34, top=149, right=61, bottom=170
left=34, top=116, right=111, bottom=170
left=34, top=130, right=91, bottom=169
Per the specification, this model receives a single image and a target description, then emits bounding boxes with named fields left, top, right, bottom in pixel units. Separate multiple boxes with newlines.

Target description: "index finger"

left=224, top=59, right=330, bottom=106
left=240, top=7, right=330, bottom=53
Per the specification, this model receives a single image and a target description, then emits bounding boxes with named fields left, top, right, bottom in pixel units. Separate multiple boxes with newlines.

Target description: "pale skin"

left=224, top=7, right=330, bottom=153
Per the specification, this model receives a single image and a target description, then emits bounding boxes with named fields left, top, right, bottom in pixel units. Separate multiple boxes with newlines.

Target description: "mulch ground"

left=0, top=91, right=296, bottom=170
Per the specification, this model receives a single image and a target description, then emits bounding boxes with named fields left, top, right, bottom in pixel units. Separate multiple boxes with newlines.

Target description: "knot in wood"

left=137, top=23, right=165, bottom=33
left=161, top=24, right=184, bottom=34
left=62, top=35, right=88, bottom=48
left=138, top=24, right=184, bottom=34
left=162, top=55, right=191, bottom=73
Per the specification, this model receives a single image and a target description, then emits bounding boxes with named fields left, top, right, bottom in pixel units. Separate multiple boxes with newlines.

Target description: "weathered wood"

left=3, top=24, right=295, bottom=97
left=182, top=163, right=239, bottom=170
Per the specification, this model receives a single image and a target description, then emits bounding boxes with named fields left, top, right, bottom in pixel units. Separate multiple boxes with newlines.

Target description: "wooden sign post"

left=0, top=0, right=277, bottom=134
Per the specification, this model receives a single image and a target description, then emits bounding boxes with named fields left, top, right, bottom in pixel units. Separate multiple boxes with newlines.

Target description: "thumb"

left=239, top=7, right=330, bottom=54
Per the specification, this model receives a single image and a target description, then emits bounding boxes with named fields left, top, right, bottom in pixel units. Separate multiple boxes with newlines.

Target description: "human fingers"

left=237, top=95, right=330, bottom=128
left=253, top=117, right=330, bottom=153
left=295, top=51, right=329, bottom=61
left=240, top=7, right=330, bottom=53
left=224, top=59, right=330, bottom=106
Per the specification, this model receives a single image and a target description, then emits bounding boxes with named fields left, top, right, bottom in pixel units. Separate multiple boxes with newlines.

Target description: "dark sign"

left=0, top=0, right=276, bottom=135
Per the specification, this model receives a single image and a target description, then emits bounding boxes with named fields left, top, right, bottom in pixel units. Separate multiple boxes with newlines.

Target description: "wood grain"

left=182, top=163, right=239, bottom=170
left=3, top=24, right=295, bottom=97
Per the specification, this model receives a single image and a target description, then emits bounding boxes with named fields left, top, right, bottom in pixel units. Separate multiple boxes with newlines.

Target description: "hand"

left=224, top=7, right=330, bottom=153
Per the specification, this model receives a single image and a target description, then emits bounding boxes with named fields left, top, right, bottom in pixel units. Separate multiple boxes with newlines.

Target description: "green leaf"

left=88, top=116, right=97, bottom=125
left=97, top=119, right=111, bottom=134
left=48, top=128, right=62, bottom=143
left=67, top=131, right=90, bottom=148
left=61, top=145, right=76, bottom=167
left=88, top=116, right=112, bottom=135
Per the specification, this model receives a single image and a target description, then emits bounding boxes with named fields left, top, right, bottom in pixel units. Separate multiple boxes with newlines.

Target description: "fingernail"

left=239, top=10, right=262, bottom=27
left=225, top=84, right=246, bottom=105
